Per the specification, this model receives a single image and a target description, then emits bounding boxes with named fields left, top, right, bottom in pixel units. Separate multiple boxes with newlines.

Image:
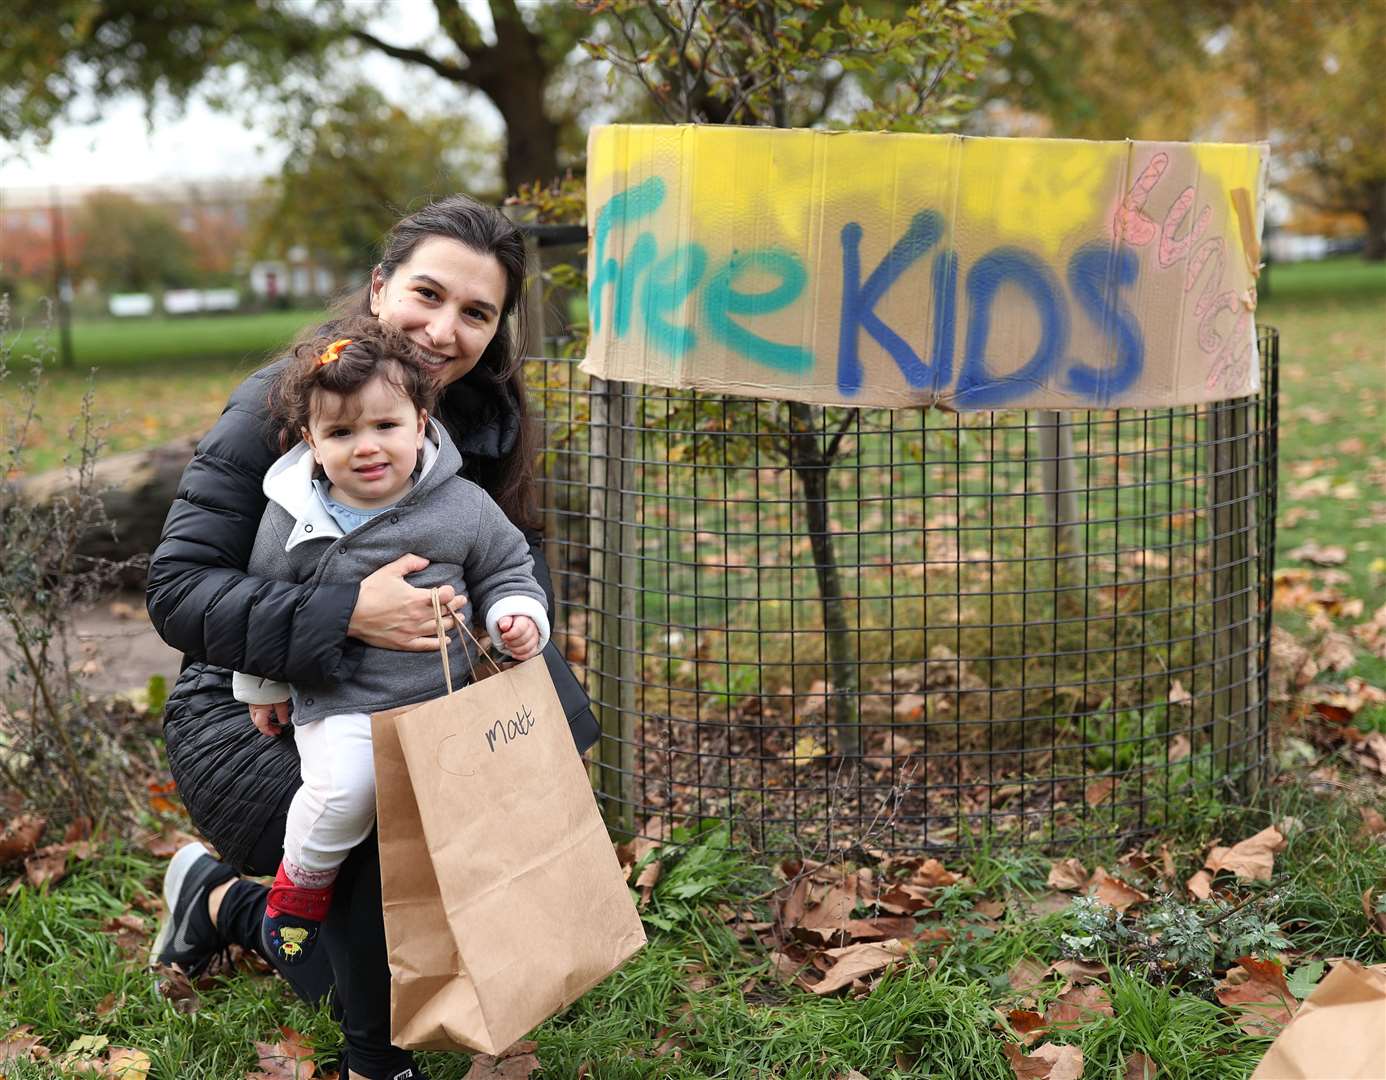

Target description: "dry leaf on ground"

left=799, top=884, right=858, bottom=934
left=1050, top=959, right=1108, bottom=986
left=768, top=950, right=813, bottom=988
left=1047, top=859, right=1089, bottom=892
left=633, top=859, right=661, bottom=908
left=247, top=1027, right=317, bottom=1079
left=26, top=842, right=92, bottom=889
left=151, top=963, right=201, bottom=1014
left=1004, top=1009, right=1048, bottom=1045
left=463, top=1039, right=542, bottom=1080
left=841, top=916, right=917, bottom=942
left=1354, top=731, right=1386, bottom=775
left=1008, top=957, right=1052, bottom=995
left=1123, top=1051, right=1158, bottom=1079
left=1004, top=1041, right=1084, bottom=1080
left=1215, top=956, right=1297, bottom=1036
left=876, top=882, right=934, bottom=915
left=1314, top=631, right=1359, bottom=673
left=105, top=1048, right=152, bottom=1079
left=1045, top=984, right=1114, bottom=1029
left=0, top=815, right=47, bottom=864
left=1202, top=826, right=1286, bottom=883
left=809, top=941, right=906, bottom=995
left=1361, top=889, right=1386, bottom=934
left=1185, top=870, right=1214, bottom=900
left=0, top=1025, right=50, bottom=1064
left=1089, top=868, right=1147, bottom=912
left=910, top=858, right=959, bottom=887
left=1289, top=541, right=1348, bottom=566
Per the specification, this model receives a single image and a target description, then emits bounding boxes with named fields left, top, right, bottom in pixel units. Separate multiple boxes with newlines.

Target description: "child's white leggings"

left=282, top=712, right=376, bottom=888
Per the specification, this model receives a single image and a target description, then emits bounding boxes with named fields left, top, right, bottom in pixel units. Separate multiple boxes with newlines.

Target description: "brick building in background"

left=2, top=179, right=255, bottom=280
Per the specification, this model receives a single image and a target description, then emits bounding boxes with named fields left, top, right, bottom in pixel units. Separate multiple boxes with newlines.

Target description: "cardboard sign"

left=582, top=125, right=1267, bottom=411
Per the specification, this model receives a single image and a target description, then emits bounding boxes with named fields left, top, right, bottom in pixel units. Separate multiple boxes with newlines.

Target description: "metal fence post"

left=588, top=377, right=639, bottom=837
left=1037, top=410, right=1080, bottom=556
left=1208, top=395, right=1258, bottom=782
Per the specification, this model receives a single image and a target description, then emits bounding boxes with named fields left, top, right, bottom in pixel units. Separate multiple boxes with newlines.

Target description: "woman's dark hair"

left=331, top=194, right=538, bottom=530
left=270, top=316, right=439, bottom=450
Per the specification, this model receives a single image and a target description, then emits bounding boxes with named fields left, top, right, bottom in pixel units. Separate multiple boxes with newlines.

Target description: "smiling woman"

left=368, top=235, right=508, bottom=384
left=145, top=194, right=598, bottom=1080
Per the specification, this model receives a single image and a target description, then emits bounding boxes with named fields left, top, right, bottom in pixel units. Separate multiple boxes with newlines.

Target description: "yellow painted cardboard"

left=582, top=124, right=1267, bottom=410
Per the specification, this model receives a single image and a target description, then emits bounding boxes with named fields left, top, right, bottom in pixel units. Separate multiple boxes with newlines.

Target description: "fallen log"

left=13, top=435, right=199, bottom=581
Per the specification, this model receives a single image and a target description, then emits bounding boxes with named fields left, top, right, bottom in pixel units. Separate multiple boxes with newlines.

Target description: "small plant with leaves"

left=633, top=820, right=767, bottom=931
left=1062, top=887, right=1291, bottom=993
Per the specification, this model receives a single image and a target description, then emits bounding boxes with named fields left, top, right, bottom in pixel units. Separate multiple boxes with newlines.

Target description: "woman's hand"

left=348, top=554, right=465, bottom=651
left=250, top=701, right=291, bottom=737
left=497, top=614, right=541, bottom=660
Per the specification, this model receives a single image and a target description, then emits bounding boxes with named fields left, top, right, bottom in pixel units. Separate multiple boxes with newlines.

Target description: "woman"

left=146, top=195, right=598, bottom=1080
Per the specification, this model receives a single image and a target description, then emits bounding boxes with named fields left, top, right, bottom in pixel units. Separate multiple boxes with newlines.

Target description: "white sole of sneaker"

left=149, top=841, right=213, bottom=968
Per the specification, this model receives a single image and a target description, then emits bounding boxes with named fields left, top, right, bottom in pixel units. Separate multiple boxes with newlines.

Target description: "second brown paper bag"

left=373, top=652, right=646, bottom=1055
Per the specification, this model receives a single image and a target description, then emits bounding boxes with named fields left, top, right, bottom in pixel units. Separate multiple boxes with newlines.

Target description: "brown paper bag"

left=373, top=600, right=645, bottom=1054
left=1249, top=960, right=1386, bottom=1079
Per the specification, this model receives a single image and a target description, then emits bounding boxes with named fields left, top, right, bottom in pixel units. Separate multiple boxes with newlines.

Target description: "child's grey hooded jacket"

left=231, top=418, right=549, bottom=725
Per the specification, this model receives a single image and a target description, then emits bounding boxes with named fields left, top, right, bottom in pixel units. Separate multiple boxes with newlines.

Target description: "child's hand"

left=250, top=701, right=291, bottom=737
left=497, top=614, right=540, bottom=660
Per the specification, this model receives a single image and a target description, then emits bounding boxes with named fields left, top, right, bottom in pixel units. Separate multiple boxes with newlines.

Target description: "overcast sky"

left=0, top=0, right=504, bottom=191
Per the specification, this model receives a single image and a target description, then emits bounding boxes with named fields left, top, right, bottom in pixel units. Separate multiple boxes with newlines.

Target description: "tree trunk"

left=1363, top=179, right=1386, bottom=262
left=476, top=0, right=562, bottom=192
left=492, top=79, right=562, bottom=193
left=785, top=402, right=860, bottom=757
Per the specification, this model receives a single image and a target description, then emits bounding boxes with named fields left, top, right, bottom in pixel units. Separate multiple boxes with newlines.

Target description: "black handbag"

left=541, top=640, right=601, bottom=754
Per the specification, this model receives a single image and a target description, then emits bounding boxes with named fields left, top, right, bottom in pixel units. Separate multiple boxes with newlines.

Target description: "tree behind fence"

left=528, top=323, right=1277, bottom=855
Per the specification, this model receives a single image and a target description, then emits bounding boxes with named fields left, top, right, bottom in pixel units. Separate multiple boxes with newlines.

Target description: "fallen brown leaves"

left=1123, top=1051, right=1158, bottom=1079
left=463, top=1039, right=542, bottom=1079
left=1044, top=858, right=1148, bottom=913
left=1003, top=1041, right=1084, bottom=1079
left=1, top=1025, right=50, bottom=1067
left=1214, top=956, right=1297, bottom=1036
left=247, top=1027, right=317, bottom=1080
left=750, top=852, right=998, bottom=999
left=1186, top=826, right=1286, bottom=899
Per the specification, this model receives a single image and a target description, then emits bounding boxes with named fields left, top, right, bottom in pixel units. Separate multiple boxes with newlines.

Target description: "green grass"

left=1259, top=256, right=1386, bottom=687
left=2, top=310, right=328, bottom=473
left=19, top=783, right=1382, bottom=1077
left=7, top=310, right=327, bottom=369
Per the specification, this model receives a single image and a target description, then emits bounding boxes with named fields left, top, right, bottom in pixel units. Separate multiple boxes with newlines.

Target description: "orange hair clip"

left=317, top=338, right=352, bottom=366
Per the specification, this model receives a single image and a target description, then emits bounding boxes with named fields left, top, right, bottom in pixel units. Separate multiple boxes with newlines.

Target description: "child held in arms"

left=231, top=317, right=548, bottom=965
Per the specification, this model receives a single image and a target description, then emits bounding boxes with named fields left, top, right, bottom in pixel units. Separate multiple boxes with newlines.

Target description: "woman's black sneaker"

left=150, top=842, right=237, bottom=976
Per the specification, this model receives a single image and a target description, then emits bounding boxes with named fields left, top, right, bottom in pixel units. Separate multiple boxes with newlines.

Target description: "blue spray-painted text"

left=591, top=180, right=1148, bottom=406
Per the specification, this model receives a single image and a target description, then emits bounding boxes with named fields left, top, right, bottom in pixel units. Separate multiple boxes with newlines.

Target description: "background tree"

left=255, top=84, right=502, bottom=279
left=581, top=0, right=1031, bottom=755
left=988, top=0, right=1384, bottom=258
left=1226, top=0, right=1386, bottom=260
left=2, top=0, right=593, bottom=192
left=75, top=192, right=195, bottom=293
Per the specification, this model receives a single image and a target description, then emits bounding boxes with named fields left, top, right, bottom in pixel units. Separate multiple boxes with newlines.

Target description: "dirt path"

left=66, top=590, right=185, bottom=699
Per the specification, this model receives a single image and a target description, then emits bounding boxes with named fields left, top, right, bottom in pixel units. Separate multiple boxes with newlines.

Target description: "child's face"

left=303, top=374, right=426, bottom=510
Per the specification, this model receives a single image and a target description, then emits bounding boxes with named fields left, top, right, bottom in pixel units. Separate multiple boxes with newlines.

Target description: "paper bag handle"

left=430, top=588, right=503, bottom=694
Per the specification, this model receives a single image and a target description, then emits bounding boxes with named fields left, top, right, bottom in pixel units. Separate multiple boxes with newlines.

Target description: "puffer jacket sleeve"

left=145, top=363, right=363, bottom=683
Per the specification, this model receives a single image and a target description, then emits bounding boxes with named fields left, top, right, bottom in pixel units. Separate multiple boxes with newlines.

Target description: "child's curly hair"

left=268, top=316, right=441, bottom=449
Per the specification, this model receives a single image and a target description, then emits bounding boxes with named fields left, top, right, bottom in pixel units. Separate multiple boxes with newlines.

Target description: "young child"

left=231, top=317, right=549, bottom=966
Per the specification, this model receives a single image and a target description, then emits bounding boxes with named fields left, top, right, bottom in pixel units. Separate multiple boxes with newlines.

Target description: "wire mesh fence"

left=524, top=239, right=1277, bottom=855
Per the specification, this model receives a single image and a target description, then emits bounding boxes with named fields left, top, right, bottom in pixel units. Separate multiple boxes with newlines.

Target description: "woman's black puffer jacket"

left=147, top=358, right=595, bottom=872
